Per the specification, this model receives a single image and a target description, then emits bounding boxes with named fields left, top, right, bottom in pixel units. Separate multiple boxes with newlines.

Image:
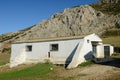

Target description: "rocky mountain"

left=0, top=0, right=120, bottom=53
left=18, top=5, right=119, bottom=40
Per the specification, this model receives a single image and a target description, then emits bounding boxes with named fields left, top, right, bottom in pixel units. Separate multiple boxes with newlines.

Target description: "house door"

left=92, top=45, right=97, bottom=56
left=104, top=46, right=110, bottom=58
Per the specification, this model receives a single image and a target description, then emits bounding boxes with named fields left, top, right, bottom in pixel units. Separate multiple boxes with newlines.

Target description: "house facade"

left=10, top=34, right=114, bottom=68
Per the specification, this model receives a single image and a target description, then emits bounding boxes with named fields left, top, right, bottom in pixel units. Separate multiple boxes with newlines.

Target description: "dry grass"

left=102, top=36, right=120, bottom=47
left=111, top=53, right=120, bottom=58
left=0, top=54, right=120, bottom=80
left=0, top=53, right=10, bottom=66
left=91, top=1, right=120, bottom=15
left=0, top=64, right=119, bottom=80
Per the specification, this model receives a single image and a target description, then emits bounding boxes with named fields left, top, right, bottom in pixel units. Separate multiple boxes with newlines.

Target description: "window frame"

left=26, top=45, right=32, bottom=52
left=50, top=44, right=59, bottom=51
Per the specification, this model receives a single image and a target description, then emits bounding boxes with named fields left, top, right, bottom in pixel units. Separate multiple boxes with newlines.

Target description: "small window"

left=50, top=44, right=59, bottom=51
left=26, top=45, right=32, bottom=52
left=87, top=40, right=90, bottom=43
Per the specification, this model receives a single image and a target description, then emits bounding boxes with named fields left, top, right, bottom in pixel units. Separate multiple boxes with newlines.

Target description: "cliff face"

left=18, top=5, right=117, bottom=40
left=0, top=4, right=120, bottom=53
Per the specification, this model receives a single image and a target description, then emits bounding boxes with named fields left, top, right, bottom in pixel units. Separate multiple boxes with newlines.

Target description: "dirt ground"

left=0, top=57, right=120, bottom=80
left=78, top=59, right=120, bottom=80
left=53, top=58, right=120, bottom=80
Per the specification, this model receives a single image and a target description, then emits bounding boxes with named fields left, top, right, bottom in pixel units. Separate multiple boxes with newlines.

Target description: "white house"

left=10, top=34, right=114, bottom=68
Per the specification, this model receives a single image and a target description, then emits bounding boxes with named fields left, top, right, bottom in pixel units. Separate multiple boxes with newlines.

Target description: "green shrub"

left=102, top=29, right=120, bottom=37
left=111, top=53, right=119, bottom=56
left=78, top=61, right=94, bottom=67
left=102, top=36, right=120, bottom=47
left=91, top=1, right=120, bottom=15
left=0, top=61, right=8, bottom=66
left=0, top=63, right=53, bottom=80
left=2, top=48, right=11, bottom=54
left=0, top=34, right=18, bottom=42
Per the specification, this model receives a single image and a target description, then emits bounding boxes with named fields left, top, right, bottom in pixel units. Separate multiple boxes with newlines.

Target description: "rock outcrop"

left=0, top=4, right=120, bottom=53
left=18, top=5, right=117, bottom=41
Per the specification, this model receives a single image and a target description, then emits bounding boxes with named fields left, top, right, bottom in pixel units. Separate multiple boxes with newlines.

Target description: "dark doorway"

left=92, top=45, right=97, bottom=56
left=104, top=46, right=110, bottom=58
left=48, top=52, right=51, bottom=58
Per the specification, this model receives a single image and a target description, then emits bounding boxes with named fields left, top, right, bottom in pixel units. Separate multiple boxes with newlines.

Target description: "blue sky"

left=0, top=0, right=99, bottom=34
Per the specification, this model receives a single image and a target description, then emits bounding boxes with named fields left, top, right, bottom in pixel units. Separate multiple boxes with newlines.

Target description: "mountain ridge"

left=0, top=1, right=120, bottom=53
left=18, top=5, right=117, bottom=40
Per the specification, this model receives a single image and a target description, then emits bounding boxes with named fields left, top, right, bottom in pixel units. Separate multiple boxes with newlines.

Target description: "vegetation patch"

left=0, top=61, right=8, bottom=66
left=77, top=73, right=87, bottom=77
left=0, top=54, right=10, bottom=66
left=0, top=63, right=53, bottom=80
left=91, top=1, right=120, bottom=15
left=111, top=53, right=119, bottom=56
left=101, top=28, right=120, bottom=47
left=102, top=36, right=120, bottom=47
left=78, top=61, right=94, bottom=67
left=65, top=76, right=75, bottom=80
left=0, top=34, right=18, bottom=43
left=2, top=48, right=11, bottom=54
left=111, top=53, right=120, bottom=58
left=0, top=53, right=119, bottom=80
left=101, top=29, right=120, bottom=37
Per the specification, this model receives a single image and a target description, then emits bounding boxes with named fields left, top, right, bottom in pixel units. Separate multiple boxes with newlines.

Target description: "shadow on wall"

left=84, top=51, right=95, bottom=61
left=65, top=44, right=79, bottom=68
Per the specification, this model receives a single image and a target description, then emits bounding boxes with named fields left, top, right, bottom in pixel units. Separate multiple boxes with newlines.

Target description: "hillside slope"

left=91, top=0, right=120, bottom=15
left=18, top=5, right=119, bottom=41
left=0, top=1, right=120, bottom=53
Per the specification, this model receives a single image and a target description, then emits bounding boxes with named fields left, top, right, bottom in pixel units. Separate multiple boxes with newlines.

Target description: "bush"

left=91, top=0, right=120, bottom=15
left=111, top=53, right=119, bottom=56
left=2, top=48, right=11, bottom=54
left=78, top=61, right=94, bottom=67
left=0, top=61, right=8, bottom=66
left=101, top=29, right=120, bottom=37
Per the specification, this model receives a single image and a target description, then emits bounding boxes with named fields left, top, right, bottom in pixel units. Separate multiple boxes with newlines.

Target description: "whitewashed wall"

left=67, top=34, right=102, bottom=68
left=97, top=45, right=104, bottom=58
left=10, top=34, right=114, bottom=68
left=110, top=46, right=114, bottom=55
left=77, top=34, right=102, bottom=63
left=10, top=43, right=26, bottom=67
left=96, top=44, right=114, bottom=58
left=26, top=39, right=82, bottom=61
left=10, top=38, right=83, bottom=67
